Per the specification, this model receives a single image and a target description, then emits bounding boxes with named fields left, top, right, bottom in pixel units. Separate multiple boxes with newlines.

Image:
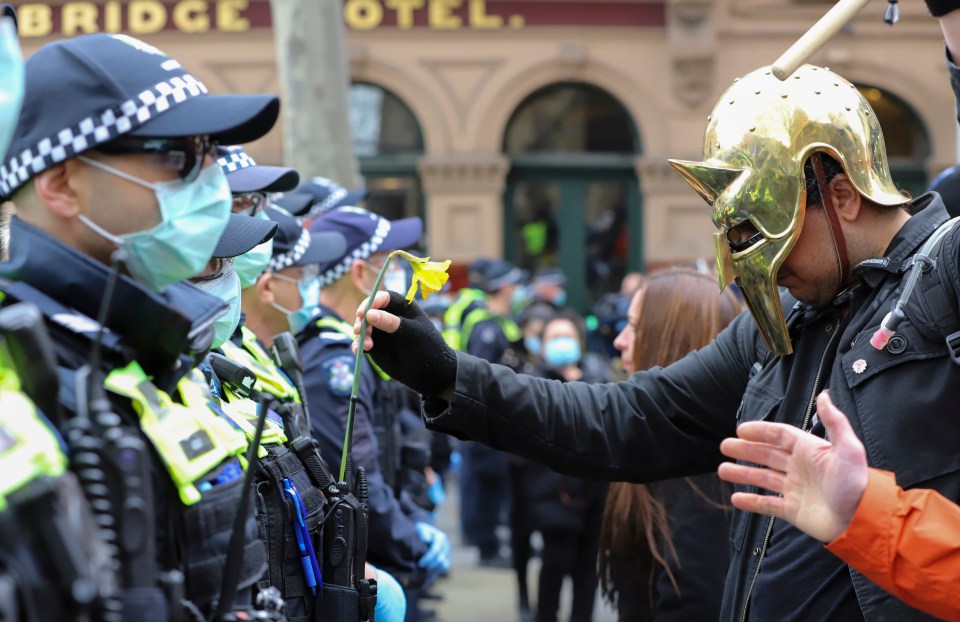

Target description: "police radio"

left=72, top=249, right=167, bottom=621
left=271, top=331, right=312, bottom=438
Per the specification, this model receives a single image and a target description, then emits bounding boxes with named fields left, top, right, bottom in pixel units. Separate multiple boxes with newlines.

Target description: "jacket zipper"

left=739, top=315, right=840, bottom=622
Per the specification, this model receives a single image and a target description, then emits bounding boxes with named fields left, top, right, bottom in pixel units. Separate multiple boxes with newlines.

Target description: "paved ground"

left=422, top=476, right=617, bottom=622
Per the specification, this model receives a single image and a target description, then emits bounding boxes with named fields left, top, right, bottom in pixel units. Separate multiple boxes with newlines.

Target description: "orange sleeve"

left=826, top=468, right=960, bottom=622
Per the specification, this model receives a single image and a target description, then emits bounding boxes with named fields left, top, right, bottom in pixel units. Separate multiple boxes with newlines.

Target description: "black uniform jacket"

left=421, top=197, right=960, bottom=621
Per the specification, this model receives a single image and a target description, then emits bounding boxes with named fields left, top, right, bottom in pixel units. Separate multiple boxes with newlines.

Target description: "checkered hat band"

left=305, top=185, right=347, bottom=220
left=319, top=217, right=392, bottom=286
left=217, top=151, right=257, bottom=173
left=267, top=227, right=312, bottom=273
left=0, top=72, right=208, bottom=199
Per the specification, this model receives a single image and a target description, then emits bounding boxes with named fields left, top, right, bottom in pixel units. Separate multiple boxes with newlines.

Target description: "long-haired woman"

left=601, top=267, right=741, bottom=621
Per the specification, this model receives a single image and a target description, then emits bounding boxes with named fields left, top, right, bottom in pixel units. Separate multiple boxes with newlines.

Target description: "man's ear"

left=33, top=163, right=82, bottom=220
left=256, top=272, right=276, bottom=304
left=348, top=259, right=367, bottom=290
left=829, top=174, right=863, bottom=223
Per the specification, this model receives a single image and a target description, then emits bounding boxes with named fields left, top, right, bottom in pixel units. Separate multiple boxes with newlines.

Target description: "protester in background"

left=600, top=268, right=739, bottom=622
left=619, top=272, right=645, bottom=298
left=527, top=312, right=610, bottom=622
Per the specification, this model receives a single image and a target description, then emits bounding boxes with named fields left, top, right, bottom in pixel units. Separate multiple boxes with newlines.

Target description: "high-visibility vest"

left=0, top=364, right=66, bottom=512
left=105, top=362, right=248, bottom=506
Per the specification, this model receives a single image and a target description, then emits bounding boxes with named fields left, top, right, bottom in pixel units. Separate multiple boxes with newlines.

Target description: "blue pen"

left=283, top=478, right=318, bottom=595
left=290, top=482, right=324, bottom=590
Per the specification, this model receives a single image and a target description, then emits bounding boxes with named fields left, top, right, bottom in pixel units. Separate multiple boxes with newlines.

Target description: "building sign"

left=15, top=0, right=663, bottom=38
left=16, top=0, right=266, bottom=37
left=343, top=1, right=664, bottom=31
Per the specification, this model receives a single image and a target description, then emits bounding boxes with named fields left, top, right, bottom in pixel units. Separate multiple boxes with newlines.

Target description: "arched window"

left=504, top=83, right=638, bottom=155
left=503, top=83, right=641, bottom=311
left=348, top=83, right=424, bottom=222
left=856, top=85, right=931, bottom=196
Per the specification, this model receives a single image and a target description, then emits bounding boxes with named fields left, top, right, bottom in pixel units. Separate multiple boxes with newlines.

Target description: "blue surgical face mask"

left=271, top=270, right=321, bottom=335
left=524, top=335, right=541, bottom=357
left=0, top=17, right=24, bottom=159
left=77, top=157, right=232, bottom=293
left=552, top=290, right=567, bottom=308
left=233, top=211, right=274, bottom=289
left=193, top=264, right=241, bottom=349
left=543, top=336, right=581, bottom=367
left=382, top=265, right=407, bottom=296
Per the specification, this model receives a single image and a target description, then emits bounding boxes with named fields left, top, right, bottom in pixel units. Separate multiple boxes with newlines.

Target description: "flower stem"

left=340, top=252, right=395, bottom=482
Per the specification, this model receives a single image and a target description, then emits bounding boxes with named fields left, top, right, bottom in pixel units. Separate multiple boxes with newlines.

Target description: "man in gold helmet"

left=351, top=30, right=960, bottom=622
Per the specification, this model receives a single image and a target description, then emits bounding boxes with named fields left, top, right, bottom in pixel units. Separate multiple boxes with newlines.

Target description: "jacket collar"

left=0, top=217, right=227, bottom=380
left=851, top=193, right=949, bottom=288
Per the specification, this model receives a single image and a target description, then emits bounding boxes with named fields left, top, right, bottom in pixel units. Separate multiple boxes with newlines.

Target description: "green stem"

left=339, top=253, right=394, bottom=482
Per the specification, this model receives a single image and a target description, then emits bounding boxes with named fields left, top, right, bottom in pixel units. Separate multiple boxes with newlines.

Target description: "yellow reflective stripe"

left=221, top=338, right=300, bottom=403
left=0, top=381, right=66, bottom=511
left=315, top=317, right=390, bottom=380
left=105, top=362, right=243, bottom=506
left=219, top=386, right=287, bottom=454
left=460, top=309, right=521, bottom=346
left=443, top=288, right=487, bottom=351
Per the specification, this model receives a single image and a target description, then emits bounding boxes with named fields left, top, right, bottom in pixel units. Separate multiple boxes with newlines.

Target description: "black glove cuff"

left=926, top=0, right=960, bottom=17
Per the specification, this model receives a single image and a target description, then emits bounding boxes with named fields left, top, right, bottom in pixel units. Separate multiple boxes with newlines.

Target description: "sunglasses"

left=233, top=192, right=269, bottom=217
left=97, top=135, right=216, bottom=184
left=192, top=256, right=235, bottom=283
left=726, top=220, right=765, bottom=254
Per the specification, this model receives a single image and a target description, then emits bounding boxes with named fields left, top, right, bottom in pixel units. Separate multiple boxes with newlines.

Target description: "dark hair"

left=802, top=153, right=845, bottom=207
left=542, top=310, right=585, bottom=345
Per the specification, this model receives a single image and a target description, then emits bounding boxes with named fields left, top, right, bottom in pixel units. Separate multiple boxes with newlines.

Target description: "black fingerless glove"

left=926, top=0, right=960, bottom=17
left=368, top=291, right=458, bottom=398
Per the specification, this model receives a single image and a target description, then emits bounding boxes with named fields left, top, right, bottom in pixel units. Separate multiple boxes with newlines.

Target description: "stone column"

left=417, top=153, right=511, bottom=262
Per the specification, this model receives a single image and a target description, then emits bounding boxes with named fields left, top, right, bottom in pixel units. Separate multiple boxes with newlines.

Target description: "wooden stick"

left=771, top=0, right=874, bottom=80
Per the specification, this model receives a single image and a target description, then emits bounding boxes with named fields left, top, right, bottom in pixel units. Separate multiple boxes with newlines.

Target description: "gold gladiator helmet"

left=669, top=64, right=908, bottom=356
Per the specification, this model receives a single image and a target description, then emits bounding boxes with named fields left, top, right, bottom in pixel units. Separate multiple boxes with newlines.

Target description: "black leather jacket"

left=421, top=197, right=960, bottom=621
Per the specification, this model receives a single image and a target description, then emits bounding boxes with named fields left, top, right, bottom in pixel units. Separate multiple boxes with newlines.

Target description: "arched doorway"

left=855, top=85, right=931, bottom=196
left=349, top=82, right=425, bottom=222
left=503, top=83, right=641, bottom=312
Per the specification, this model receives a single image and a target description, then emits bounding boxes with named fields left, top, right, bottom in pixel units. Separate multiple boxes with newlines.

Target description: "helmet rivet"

left=729, top=100, right=735, bottom=104
left=715, top=142, right=721, bottom=149
left=749, top=126, right=756, bottom=132
left=734, top=77, right=740, bottom=82
left=824, top=67, right=831, bottom=71
left=857, top=159, right=864, bottom=169
left=794, top=75, right=801, bottom=79
left=845, top=106, right=852, bottom=111
left=765, top=71, right=771, bottom=76
left=781, top=93, right=788, bottom=98
left=814, top=90, right=821, bottom=95
left=834, top=83, right=840, bottom=87
left=707, top=115, right=712, bottom=121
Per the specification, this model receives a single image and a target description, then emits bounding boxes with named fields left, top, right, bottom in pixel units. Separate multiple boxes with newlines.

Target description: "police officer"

left=448, top=259, right=524, bottom=566
left=274, top=175, right=368, bottom=223
left=300, top=207, right=451, bottom=604
left=0, top=32, right=281, bottom=620
left=224, top=201, right=408, bottom=622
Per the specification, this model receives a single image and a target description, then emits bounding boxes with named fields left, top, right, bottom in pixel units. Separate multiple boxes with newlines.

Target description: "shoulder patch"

left=479, top=325, right=497, bottom=344
left=323, top=354, right=356, bottom=396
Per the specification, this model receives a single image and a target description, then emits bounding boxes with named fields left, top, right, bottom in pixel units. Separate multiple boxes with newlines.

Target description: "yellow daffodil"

left=390, top=250, right=452, bottom=302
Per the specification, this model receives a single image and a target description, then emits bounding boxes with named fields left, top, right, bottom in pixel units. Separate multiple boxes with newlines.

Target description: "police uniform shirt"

left=297, top=305, right=428, bottom=571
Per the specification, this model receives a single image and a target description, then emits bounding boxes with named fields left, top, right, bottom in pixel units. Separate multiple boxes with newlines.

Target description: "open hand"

left=717, top=392, right=868, bottom=542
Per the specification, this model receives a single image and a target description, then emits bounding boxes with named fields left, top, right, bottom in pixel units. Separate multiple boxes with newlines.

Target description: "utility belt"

left=215, top=350, right=376, bottom=622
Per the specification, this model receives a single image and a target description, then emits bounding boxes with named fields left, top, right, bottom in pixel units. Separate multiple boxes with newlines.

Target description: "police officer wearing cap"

left=212, top=150, right=413, bottom=622
left=299, top=207, right=451, bottom=599
left=444, top=259, right=524, bottom=566
left=0, top=31, right=281, bottom=620
left=274, top=175, right=368, bottom=224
